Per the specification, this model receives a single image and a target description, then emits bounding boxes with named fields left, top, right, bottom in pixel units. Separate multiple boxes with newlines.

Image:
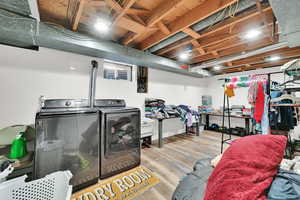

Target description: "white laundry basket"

left=0, top=170, right=73, bottom=200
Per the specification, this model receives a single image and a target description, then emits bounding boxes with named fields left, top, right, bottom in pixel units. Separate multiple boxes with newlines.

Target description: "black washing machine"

left=34, top=99, right=100, bottom=192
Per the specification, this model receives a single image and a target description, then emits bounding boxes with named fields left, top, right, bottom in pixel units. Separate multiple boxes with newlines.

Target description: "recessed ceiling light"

left=214, top=65, right=222, bottom=71
left=94, top=18, right=111, bottom=34
left=266, top=55, right=281, bottom=62
left=179, top=52, right=190, bottom=61
left=244, top=29, right=262, bottom=40
left=70, top=66, right=76, bottom=70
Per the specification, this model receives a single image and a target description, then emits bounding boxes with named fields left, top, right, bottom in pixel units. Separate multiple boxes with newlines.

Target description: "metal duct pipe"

left=191, top=42, right=288, bottom=71
left=0, top=10, right=205, bottom=78
left=89, top=60, right=98, bottom=108
left=149, top=0, right=259, bottom=53
left=0, top=0, right=31, bottom=16
left=269, top=0, right=300, bottom=47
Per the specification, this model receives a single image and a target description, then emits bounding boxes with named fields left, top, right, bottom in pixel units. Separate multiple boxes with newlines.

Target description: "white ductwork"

left=270, top=0, right=300, bottom=47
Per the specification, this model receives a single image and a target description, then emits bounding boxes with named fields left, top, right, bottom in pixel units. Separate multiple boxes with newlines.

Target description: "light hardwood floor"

left=134, top=131, right=231, bottom=200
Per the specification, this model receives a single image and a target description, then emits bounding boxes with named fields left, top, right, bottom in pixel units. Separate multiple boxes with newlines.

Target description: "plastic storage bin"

left=0, top=170, right=72, bottom=200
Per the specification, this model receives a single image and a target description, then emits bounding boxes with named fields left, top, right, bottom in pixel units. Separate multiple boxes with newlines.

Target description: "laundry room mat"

left=71, top=166, right=160, bottom=200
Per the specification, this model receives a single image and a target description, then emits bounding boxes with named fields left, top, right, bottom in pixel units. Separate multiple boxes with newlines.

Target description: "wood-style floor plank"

left=134, top=131, right=233, bottom=200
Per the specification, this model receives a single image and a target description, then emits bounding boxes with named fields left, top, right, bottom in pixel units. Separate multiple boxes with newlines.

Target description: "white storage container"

left=141, top=118, right=154, bottom=138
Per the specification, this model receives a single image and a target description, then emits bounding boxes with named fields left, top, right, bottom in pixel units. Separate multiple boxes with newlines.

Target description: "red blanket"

left=204, top=135, right=287, bottom=200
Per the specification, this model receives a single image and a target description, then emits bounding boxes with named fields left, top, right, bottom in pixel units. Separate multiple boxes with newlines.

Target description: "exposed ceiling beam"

left=122, top=0, right=185, bottom=45
left=157, top=21, right=171, bottom=35
left=155, top=6, right=273, bottom=56
left=212, top=50, right=220, bottom=58
left=139, top=0, right=239, bottom=50
left=126, top=8, right=150, bottom=16
left=256, top=0, right=268, bottom=26
left=229, top=47, right=300, bottom=66
left=72, top=0, right=86, bottom=31
left=146, top=0, right=185, bottom=26
left=104, top=0, right=122, bottom=12
left=168, top=22, right=274, bottom=59
left=191, top=40, right=206, bottom=55
left=218, top=56, right=300, bottom=74
left=192, top=37, right=279, bottom=64
left=129, top=14, right=146, bottom=26
left=113, top=0, right=137, bottom=25
left=182, top=28, right=201, bottom=39
left=104, top=0, right=148, bottom=33
left=117, top=17, right=147, bottom=33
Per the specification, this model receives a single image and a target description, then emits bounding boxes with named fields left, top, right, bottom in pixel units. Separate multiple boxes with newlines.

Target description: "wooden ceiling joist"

left=212, top=50, right=220, bottom=58
left=218, top=57, right=300, bottom=74
left=72, top=0, right=86, bottom=31
left=155, top=6, right=273, bottom=56
left=157, top=21, right=171, bottom=35
left=182, top=28, right=201, bottom=39
left=122, top=0, right=185, bottom=45
left=191, top=40, right=206, bottom=55
left=138, top=0, right=239, bottom=50
left=168, top=22, right=274, bottom=59
left=192, top=36, right=275, bottom=64
left=117, top=17, right=147, bottom=33
left=113, top=0, right=137, bottom=25
left=104, top=0, right=122, bottom=12
left=104, top=0, right=147, bottom=33
left=227, top=47, right=300, bottom=67
left=130, top=14, right=146, bottom=26
left=126, top=8, right=150, bottom=16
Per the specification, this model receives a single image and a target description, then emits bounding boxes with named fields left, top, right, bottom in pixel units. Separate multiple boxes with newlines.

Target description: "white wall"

left=0, top=45, right=207, bottom=129
left=204, top=67, right=300, bottom=139
left=204, top=67, right=284, bottom=109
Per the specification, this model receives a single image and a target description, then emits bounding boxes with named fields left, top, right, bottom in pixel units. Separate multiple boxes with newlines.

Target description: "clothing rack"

left=220, top=72, right=280, bottom=153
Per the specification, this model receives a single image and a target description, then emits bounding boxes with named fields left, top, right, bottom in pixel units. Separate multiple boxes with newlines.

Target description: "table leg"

left=158, top=119, right=163, bottom=148
left=205, top=114, right=209, bottom=130
left=245, top=118, right=250, bottom=136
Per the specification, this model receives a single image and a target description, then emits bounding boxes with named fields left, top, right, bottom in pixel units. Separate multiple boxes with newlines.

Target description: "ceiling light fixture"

left=94, top=18, right=111, bottom=34
left=69, top=66, right=76, bottom=71
left=179, top=52, right=190, bottom=61
left=266, top=55, right=281, bottom=62
left=244, top=29, right=262, bottom=40
left=214, top=65, right=222, bottom=71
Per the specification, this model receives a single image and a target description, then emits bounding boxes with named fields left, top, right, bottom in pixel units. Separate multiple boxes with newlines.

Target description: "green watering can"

left=9, top=132, right=27, bottom=159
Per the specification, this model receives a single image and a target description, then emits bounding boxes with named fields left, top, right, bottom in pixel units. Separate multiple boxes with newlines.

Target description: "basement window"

left=103, top=61, right=133, bottom=81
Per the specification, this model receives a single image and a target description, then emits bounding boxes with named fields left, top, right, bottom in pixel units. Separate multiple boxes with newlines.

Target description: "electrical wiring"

left=207, top=0, right=240, bottom=30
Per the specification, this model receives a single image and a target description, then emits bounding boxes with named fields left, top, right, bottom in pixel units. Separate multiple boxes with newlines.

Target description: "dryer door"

left=100, top=108, right=141, bottom=179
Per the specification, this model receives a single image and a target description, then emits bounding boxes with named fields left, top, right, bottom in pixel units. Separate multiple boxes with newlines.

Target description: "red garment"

left=204, top=135, right=287, bottom=200
left=254, top=82, right=265, bottom=122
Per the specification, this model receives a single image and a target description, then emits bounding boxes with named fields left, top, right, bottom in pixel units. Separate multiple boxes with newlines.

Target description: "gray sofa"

left=172, top=158, right=213, bottom=200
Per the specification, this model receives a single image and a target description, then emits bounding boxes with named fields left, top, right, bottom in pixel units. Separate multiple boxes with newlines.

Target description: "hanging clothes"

left=270, top=99, right=297, bottom=131
left=225, top=86, right=235, bottom=97
left=248, top=81, right=258, bottom=105
left=261, top=87, right=270, bottom=134
left=253, top=82, right=265, bottom=123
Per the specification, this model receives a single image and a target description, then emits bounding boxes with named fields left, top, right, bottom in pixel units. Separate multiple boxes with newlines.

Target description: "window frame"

left=103, top=60, right=133, bottom=81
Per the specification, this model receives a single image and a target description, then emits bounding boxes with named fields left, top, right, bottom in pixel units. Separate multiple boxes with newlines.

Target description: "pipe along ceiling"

left=0, top=6, right=207, bottom=78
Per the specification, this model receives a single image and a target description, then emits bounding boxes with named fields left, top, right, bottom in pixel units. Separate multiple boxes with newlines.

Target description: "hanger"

left=270, top=94, right=300, bottom=104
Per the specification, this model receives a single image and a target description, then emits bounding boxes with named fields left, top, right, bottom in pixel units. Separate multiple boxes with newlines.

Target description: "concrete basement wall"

left=0, top=44, right=207, bottom=129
